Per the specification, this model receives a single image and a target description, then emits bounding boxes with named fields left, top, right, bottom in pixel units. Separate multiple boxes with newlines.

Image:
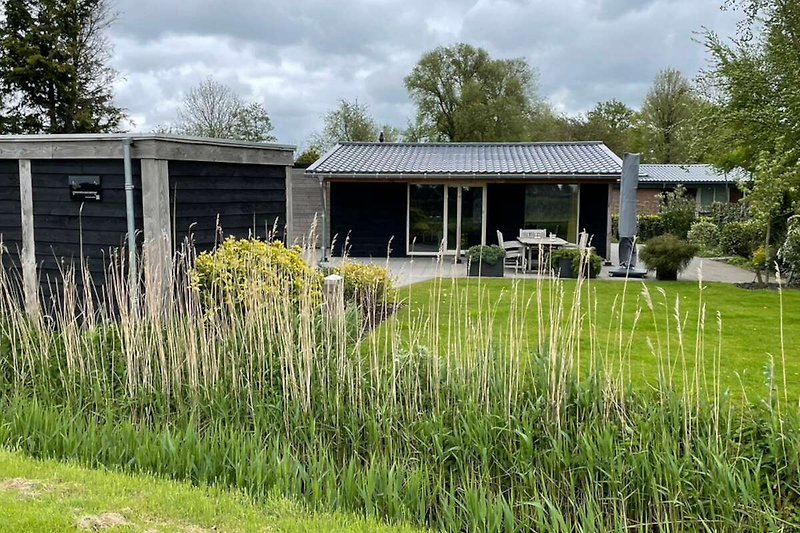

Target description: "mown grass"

left=0, top=448, right=421, bottom=532
left=393, top=278, right=800, bottom=400
left=1, top=244, right=799, bottom=531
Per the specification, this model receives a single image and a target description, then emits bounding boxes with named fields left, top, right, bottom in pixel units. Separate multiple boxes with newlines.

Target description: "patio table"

left=517, top=236, right=571, bottom=272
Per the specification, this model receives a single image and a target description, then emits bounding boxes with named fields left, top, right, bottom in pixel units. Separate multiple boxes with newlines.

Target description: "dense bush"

left=465, top=244, right=506, bottom=266
left=639, top=235, right=698, bottom=280
left=687, top=219, right=721, bottom=253
left=192, top=237, right=321, bottom=307
left=550, top=248, right=603, bottom=278
left=719, top=221, right=763, bottom=257
left=611, top=214, right=665, bottom=242
left=710, top=201, right=748, bottom=227
left=335, top=262, right=396, bottom=314
left=778, top=215, right=800, bottom=285
left=658, top=186, right=696, bottom=239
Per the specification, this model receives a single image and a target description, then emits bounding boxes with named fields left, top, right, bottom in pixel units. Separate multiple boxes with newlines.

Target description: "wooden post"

left=323, top=274, right=344, bottom=321
left=18, top=159, right=39, bottom=318
left=141, top=158, right=172, bottom=314
left=285, top=165, right=294, bottom=244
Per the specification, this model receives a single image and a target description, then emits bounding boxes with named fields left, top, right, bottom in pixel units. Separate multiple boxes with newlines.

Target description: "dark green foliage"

left=710, top=201, right=749, bottom=227
left=465, top=245, right=506, bottom=266
left=687, top=220, right=721, bottom=252
left=639, top=235, right=698, bottom=279
left=404, top=43, right=540, bottom=142
left=611, top=214, right=665, bottom=242
left=658, top=186, right=696, bottom=239
left=295, top=148, right=322, bottom=167
left=549, top=248, right=602, bottom=278
left=720, top=221, right=764, bottom=257
left=0, top=0, right=126, bottom=133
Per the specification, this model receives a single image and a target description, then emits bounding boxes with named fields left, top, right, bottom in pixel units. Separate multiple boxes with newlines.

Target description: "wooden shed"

left=0, top=134, right=295, bottom=314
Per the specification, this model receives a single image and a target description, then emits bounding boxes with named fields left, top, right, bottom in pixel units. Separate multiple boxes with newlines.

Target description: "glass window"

left=523, top=184, right=579, bottom=241
left=409, top=184, right=444, bottom=253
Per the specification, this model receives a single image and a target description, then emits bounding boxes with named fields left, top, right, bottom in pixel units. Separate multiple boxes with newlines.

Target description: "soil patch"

left=735, top=282, right=797, bottom=291
left=0, top=478, right=41, bottom=497
left=76, top=512, right=131, bottom=530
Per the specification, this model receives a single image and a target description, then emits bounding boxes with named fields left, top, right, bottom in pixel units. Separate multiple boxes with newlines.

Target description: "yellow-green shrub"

left=192, top=237, right=321, bottom=308
left=335, top=262, right=395, bottom=313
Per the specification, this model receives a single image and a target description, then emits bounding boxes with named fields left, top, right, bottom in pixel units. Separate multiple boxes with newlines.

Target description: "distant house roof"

left=640, top=164, right=749, bottom=185
left=307, top=142, right=623, bottom=178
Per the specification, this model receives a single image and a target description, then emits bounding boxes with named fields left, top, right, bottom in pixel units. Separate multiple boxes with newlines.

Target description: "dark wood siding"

left=168, top=161, right=286, bottom=253
left=0, top=161, right=22, bottom=294
left=579, top=183, right=609, bottom=259
left=329, top=182, right=406, bottom=257
left=486, top=184, right=526, bottom=245
left=31, top=159, right=143, bottom=292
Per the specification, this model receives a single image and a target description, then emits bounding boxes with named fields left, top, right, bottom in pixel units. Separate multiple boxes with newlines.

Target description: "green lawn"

left=0, top=449, right=420, bottom=533
left=390, top=278, right=800, bottom=400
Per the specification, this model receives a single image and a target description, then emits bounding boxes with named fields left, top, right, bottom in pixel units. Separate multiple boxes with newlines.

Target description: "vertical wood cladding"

left=0, top=160, right=22, bottom=277
left=329, top=182, right=406, bottom=257
left=579, top=183, right=609, bottom=259
left=168, top=161, right=287, bottom=253
left=31, top=159, right=143, bottom=291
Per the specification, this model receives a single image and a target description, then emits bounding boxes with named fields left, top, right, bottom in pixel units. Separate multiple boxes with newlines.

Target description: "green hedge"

left=611, top=214, right=666, bottom=242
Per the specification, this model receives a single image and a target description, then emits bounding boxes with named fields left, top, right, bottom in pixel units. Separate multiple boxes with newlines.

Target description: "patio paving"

left=323, top=244, right=755, bottom=288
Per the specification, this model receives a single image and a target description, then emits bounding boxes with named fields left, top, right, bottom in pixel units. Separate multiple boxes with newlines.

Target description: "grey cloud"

left=107, top=0, right=740, bottom=146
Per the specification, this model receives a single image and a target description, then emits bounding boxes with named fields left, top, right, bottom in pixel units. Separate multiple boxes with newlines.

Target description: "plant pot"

left=655, top=269, right=678, bottom=281
left=580, top=263, right=598, bottom=279
left=557, top=257, right=575, bottom=278
left=468, top=261, right=504, bottom=278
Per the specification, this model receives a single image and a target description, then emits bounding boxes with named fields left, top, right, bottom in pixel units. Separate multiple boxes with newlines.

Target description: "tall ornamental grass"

left=0, top=240, right=798, bottom=531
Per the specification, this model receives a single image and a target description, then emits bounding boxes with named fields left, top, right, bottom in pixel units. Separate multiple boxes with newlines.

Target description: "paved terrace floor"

left=324, top=244, right=755, bottom=288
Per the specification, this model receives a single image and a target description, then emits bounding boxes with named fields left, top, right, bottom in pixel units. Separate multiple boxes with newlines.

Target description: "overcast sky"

left=108, top=0, right=742, bottom=149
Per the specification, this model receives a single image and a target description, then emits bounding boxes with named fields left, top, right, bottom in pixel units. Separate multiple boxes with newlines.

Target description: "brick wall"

left=610, top=187, right=663, bottom=215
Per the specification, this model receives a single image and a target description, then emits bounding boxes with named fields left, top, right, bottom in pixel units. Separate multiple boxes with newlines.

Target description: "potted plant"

left=639, top=234, right=698, bottom=280
left=465, top=245, right=505, bottom=277
left=550, top=248, right=603, bottom=279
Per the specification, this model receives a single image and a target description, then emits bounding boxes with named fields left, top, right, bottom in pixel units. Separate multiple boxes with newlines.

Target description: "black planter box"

left=558, top=257, right=574, bottom=278
left=468, top=261, right=504, bottom=277
left=656, top=269, right=678, bottom=281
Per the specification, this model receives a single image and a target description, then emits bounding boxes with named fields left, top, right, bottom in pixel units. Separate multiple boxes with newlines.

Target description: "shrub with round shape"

left=639, top=235, right=698, bottom=280
left=687, top=220, right=721, bottom=252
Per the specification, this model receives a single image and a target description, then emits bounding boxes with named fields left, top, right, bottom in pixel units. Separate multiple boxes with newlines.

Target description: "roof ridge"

left=336, top=141, right=606, bottom=147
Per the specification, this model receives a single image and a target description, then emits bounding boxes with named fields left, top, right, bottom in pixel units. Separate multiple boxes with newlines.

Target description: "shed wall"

left=168, top=161, right=286, bottom=253
left=329, top=182, right=406, bottom=257
left=290, top=168, right=324, bottom=246
left=31, top=159, right=143, bottom=290
left=0, top=160, right=21, bottom=276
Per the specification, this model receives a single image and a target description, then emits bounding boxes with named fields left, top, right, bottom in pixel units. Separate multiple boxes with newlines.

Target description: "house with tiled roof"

left=303, top=141, right=622, bottom=259
left=611, top=164, right=748, bottom=215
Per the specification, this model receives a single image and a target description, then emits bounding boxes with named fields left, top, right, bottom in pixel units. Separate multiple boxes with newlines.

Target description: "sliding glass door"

left=408, top=184, right=486, bottom=255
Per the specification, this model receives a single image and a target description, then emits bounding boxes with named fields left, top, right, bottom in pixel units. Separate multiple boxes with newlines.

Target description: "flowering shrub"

left=192, top=237, right=321, bottom=308
left=335, top=262, right=395, bottom=313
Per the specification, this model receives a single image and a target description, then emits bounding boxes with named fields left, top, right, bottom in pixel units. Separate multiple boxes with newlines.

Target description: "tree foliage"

left=317, top=99, right=379, bottom=146
left=404, top=43, right=541, bottom=142
left=637, top=68, right=702, bottom=163
left=173, top=77, right=276, bottom=142
left=702, top=0, right=800, bottom=257
left=0, top=0, right=126, bottom=133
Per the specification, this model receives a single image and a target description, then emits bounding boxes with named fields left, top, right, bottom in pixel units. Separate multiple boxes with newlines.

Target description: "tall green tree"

left=572, top=99, right=637, bottom=155
left=172, top=77, right=276, bottom=142
left=404, top=43, right=541, bottom=142
left=0, top=0, right=126, bottom=133
left=637, top=68, right=702, bottom=163
left=702, top=0, right=800, bottom=270
left=310, top=98, right=382, bottom=150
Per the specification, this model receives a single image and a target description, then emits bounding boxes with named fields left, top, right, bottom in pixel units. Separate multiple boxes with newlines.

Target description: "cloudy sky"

left=108, top=0, right=742, bottom=149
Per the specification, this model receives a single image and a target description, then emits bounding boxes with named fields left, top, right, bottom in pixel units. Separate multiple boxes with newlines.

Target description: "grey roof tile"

left=307, top=142, right=623, bottom=176
left=640, top=164, right=750, bottom=184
